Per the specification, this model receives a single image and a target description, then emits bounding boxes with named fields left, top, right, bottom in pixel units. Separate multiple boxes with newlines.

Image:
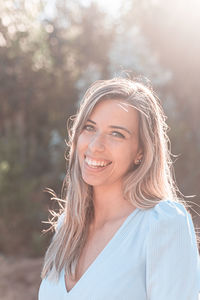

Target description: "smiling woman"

left=38, top=77, right=200, bottom=300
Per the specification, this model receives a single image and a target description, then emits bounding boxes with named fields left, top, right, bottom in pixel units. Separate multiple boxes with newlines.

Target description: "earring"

left=135, top=159, right=142, bottom=165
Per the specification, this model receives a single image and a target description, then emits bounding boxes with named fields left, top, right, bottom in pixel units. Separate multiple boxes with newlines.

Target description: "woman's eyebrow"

left=87, top=119, right=132, bottom=135
left=87, top=119, right=96, bottom=125
left=109, top=125, right=132, bottom=135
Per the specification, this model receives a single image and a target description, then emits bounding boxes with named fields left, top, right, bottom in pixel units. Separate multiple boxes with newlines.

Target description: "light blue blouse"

left=38, top=200, right=200, bottom=299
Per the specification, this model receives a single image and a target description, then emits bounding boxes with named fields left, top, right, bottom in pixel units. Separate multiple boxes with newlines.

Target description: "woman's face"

left=77, top=99, right=142, bottom=188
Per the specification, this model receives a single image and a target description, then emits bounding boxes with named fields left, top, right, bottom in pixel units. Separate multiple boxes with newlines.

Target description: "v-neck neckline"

left=63, top=207, right=140, bottom=295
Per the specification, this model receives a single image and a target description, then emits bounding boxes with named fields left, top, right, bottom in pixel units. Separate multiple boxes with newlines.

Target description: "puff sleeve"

left=146, top=200, right=200, bottom=300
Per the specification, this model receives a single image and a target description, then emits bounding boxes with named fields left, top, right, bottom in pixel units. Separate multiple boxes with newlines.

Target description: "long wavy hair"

left=41, top=77, right=184, bottom=281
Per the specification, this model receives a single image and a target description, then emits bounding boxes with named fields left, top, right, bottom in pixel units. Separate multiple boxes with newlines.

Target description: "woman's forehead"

left=87, top=99, right=139, bottom=130
left=89, top=99, right=138, bottom=115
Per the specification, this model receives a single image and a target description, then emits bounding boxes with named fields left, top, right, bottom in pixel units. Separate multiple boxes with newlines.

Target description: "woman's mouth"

left=84, top=155, right=112, bottom=169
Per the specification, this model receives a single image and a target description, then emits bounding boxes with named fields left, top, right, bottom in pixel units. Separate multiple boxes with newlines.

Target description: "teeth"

left=85, top=157, right=109, bottom=167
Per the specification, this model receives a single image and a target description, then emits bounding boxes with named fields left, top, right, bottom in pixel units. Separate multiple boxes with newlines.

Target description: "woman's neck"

left=91, top=182, right=135, bottom=230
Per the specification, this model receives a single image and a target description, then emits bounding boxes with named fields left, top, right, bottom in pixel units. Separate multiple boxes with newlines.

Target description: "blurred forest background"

left=0, top=0, right=200, bottom=298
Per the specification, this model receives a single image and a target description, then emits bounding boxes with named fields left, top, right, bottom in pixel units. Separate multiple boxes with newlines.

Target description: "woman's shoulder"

left=145, top=199, right=198, bottom=248
left=146, top=199, right=191, bottom=227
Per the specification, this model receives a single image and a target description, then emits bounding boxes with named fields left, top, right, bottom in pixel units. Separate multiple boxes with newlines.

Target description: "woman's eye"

left=83, top=124, right=95, bottom=132
left=111, top=131, right=125, bottom=138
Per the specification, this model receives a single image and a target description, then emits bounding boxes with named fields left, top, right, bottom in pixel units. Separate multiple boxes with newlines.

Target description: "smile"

left=84, top=156, right=112, bottom=168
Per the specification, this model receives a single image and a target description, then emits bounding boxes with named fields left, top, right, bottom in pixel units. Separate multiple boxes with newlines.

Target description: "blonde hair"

left=41, top=77, right=183, bottom=281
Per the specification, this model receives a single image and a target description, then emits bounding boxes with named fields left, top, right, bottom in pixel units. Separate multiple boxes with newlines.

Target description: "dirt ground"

left=0, top=255, right=43, bottom=300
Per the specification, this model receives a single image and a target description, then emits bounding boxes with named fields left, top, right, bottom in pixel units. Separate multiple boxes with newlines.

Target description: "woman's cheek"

left=77, top=133, right=92, bottom=154
left=77, top=133, right=86, bottom=146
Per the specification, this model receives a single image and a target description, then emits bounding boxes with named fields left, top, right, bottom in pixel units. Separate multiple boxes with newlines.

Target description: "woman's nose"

left=88, top=133, right=105, bottom=152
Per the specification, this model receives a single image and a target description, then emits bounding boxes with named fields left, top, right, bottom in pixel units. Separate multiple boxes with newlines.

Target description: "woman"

left=39, top=78, right=200, bottom=299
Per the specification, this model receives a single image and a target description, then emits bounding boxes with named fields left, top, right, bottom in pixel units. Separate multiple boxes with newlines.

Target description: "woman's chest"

left=39, top=212, right=149, bottom=299
left=66, top=222, right=127, bottom=292
left=40, top=243, right=146, bottom=300
left=40, top=229, right=147, bottom=300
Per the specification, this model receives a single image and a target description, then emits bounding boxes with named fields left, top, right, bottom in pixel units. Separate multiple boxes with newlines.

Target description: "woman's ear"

left=134, top=149, right=143, bottom=165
